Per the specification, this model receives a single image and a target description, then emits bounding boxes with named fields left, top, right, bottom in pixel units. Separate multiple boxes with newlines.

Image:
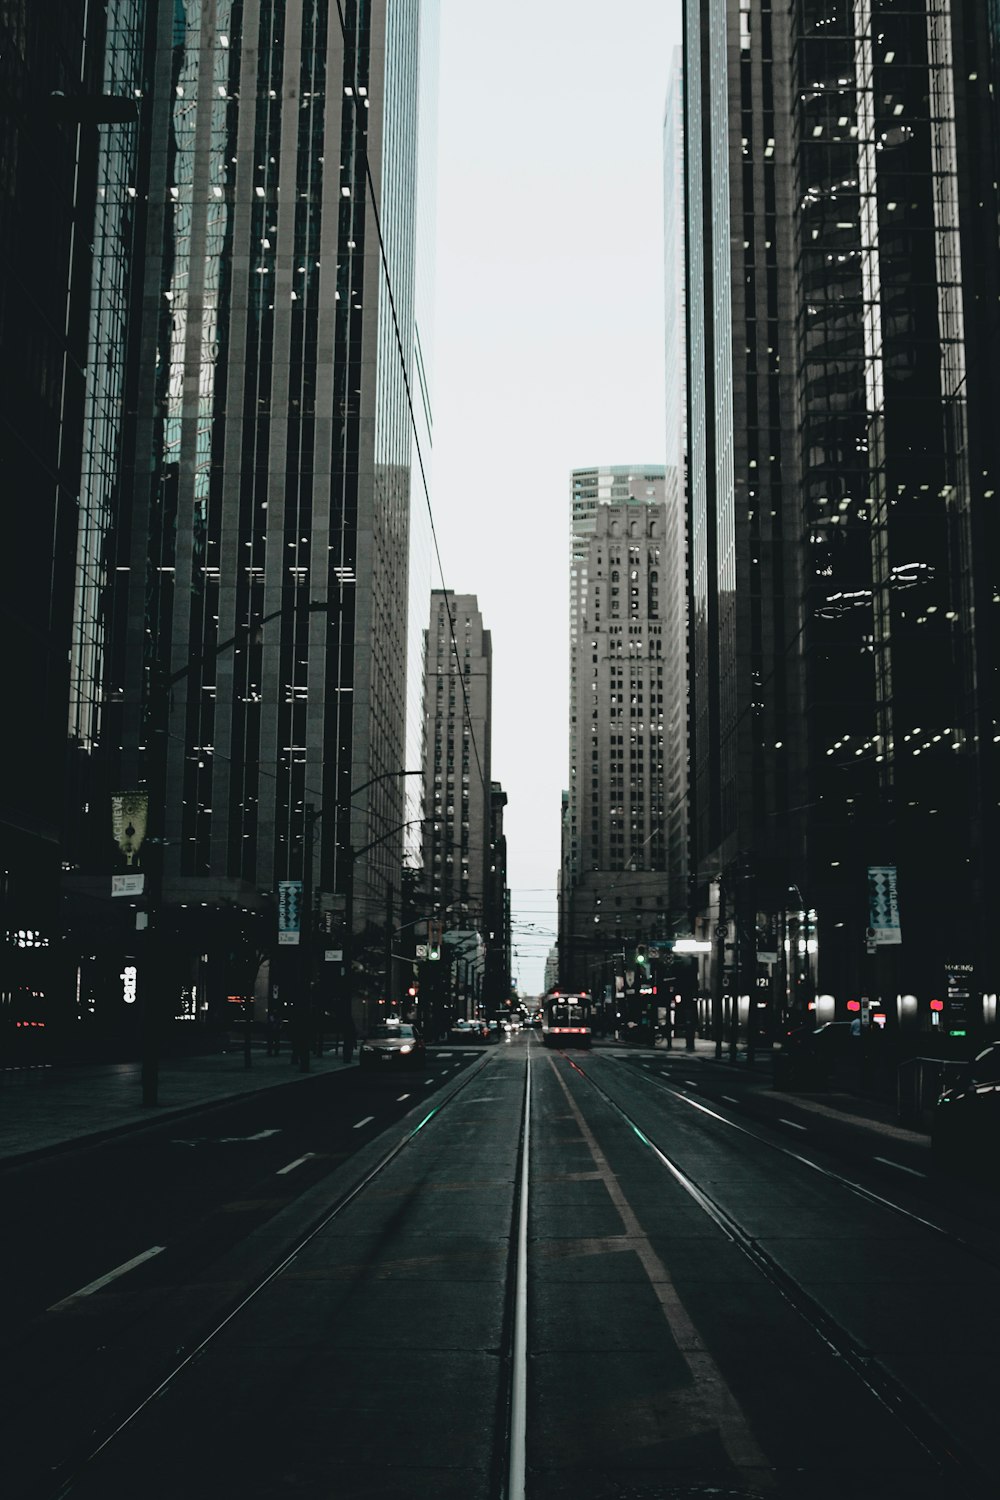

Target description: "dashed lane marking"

left=778, top=1118, right=808, bottom=1131
left=352, top=1117, right=375, bottom=1131
left=277, top=1153, right=318, bottom=1174
left=48, top=1246, right=165, bottom=1311
left=875, top=1155, right=926, bottom=1178
left=396, top=1093, right=411, bottom=1101
left=722, top=1096, right=739, bottom=1105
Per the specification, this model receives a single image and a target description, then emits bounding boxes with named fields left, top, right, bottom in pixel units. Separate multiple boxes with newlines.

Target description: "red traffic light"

left=929, top=998, right=944, bottom=1012
left=846, top=999, right=861, bottom=1012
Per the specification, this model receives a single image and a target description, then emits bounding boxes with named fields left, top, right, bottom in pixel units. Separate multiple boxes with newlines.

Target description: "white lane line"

left=875, top=1156, right=926, bottom=1179
left=508, top=1048, right=531, bottom=1500
left=722, top=1096, right=739, bottom=1105
left=352, top=1117, right=375, bottom=1131
left=424, top=1076, right=436, bottom=1086
left=276, top=1153, right=317, bottom=1174
left=48, top=1246, right=165, bottom=1311
left=396, top=1093, right=411, bottom=1102
left=436, top=1052, right=453, bottom=1058
left=684, top=1080, right=700, bottom=1088
left=218, top=1127, right=282, bottom=1142
left=778, top=1118, right=808, bottom=1132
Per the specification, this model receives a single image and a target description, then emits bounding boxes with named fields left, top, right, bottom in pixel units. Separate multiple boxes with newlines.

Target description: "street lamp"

left=336, top=771, right=425, bottom=1028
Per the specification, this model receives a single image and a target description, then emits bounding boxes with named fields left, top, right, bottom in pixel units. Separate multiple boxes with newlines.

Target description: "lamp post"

left=139, top=599, right=337, bottom=1105
left=338, top=771, right=424, bottom=1026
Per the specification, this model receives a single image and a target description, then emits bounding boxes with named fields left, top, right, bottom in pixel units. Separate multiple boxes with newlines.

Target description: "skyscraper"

left=563, top=491, right=672, bottom=992
left=567, top=466, right=668, bottom=886
left=0, top=0, right=118, bottom=1041
left=683, top=1, right=1000, bottom=1032
left=662, top=46, right=690, bottom=928
left=64, top=0, right=439, bottom=1029
left=421, top=590, right=493, bottom=930
left=682, top=0, right=803, bottom=1027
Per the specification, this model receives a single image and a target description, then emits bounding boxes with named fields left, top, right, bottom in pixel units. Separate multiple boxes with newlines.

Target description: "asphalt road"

left=4, top=1034, right=999, bottom=1499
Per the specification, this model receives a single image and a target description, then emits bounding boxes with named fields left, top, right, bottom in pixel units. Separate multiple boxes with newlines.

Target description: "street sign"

left=112, top=874, right=145, bottom=898
left=416, top=943, right=428, bottom=958
left=715, top=922, right=729, bottom=939
left=324, top=949, right=343, bottom=963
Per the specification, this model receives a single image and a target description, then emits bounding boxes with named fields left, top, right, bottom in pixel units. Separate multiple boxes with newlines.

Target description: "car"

left=448, top=1017, right=488, bottom=1044
left=358, top=1022, right=426, bottom=1070
left=773, top=1020, right=856, bottom=1089
left=931, top=1041, right=1000, bottom=1186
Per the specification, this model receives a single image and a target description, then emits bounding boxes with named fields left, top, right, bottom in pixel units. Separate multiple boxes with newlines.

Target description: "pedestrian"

left=342, top=1012, right=357, bottom=1064
left=265, top=1007, right=282, bottom=1056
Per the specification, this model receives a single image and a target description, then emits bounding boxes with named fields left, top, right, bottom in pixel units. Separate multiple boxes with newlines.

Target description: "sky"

left=428, top=1, right=683, bottom=995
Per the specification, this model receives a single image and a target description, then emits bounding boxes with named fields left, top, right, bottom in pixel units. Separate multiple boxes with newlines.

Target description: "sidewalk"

left=0, top=1044, right=352, bottom=1167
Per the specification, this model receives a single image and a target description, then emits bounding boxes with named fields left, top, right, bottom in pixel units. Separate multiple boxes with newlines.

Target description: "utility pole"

left=298, top=805, right=316, bottom=1072
left=384, top=880, right=394, bottom=1012
left=714, top=875, right=726, bottom=1060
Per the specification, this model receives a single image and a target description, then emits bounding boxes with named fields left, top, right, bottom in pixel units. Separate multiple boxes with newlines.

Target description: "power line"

left=332, top=2, right=487, bottom=806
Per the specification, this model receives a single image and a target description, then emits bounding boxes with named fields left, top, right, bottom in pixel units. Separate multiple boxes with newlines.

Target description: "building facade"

left=567, top=466, right=667, bottom=889
left=483, top=781, right=511, bottom=1007
left=61, top=0, right=438, bottom=1033
left=662, top=47, right=691, bottom=929
left=421, top=590, right=493, bottom=932
left=682, top=0, right=1000, bottom=1037
left=562, top=497, right=675, bottom=992
left=0, top=0, right=121, bottom=1049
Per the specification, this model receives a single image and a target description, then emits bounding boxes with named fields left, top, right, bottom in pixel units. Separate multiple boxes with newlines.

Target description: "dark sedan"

left=773, top=1020, right=855, bottom=1089
left=931, top=1041, right=1000, bottom=1186
left=358, top=1023, right=426, bottom=1070
left=448, top=1017, right=488, bottom=1043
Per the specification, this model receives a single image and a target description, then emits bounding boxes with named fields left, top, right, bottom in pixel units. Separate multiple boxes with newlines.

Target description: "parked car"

left=931, top=1041, right=1000, bottom=1186
left=359, top=1022, right=426, bottom=1070
left=773, top=1021, right=855, bottom=1089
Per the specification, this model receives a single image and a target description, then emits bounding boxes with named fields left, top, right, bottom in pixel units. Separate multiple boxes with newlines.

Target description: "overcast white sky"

left=428, top=1, right=682, bottom=994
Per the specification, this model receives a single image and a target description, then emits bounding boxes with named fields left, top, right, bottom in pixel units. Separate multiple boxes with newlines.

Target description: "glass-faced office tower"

left=682, top=1, right=1000, bottom=1030
left=64, top=0, right=439, bottom=1024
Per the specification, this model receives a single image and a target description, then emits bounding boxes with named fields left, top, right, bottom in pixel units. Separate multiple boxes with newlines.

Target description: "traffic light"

left=427, top=920, right=442, bottom=961
left=635, top=944, right=647, bottom=967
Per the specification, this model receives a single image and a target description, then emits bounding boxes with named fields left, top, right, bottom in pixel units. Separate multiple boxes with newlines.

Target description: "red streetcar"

left=541, top=991, right=592, bottom=1049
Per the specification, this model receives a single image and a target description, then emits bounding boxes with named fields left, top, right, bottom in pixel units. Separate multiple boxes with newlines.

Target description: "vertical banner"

left=867, top=865, right=902, bottom=944
left=277, top=881, right=303, bottom=945
left=111, top=791, right=149, bottom=866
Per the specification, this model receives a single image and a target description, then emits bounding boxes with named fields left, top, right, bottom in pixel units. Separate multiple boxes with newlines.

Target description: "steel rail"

left=558, top=1051, right=995, bottom=1499
left=51, top=1047, right=499, bottom=1499
left=506, top=1039, right=531, bottom=1500
left=622, top=1057, right=1000, bottom=1273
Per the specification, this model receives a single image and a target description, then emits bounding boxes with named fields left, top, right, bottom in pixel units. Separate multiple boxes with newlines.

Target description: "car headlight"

left=399, top=1044, right=413, bottom=1054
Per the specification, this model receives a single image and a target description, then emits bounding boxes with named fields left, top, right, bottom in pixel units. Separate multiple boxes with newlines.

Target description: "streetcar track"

left=48, top=1047, right=501, bottom=1499
left=560, top=1051, right=994, bottom=1498
left=620, top=1053, right=1000, bottom=1272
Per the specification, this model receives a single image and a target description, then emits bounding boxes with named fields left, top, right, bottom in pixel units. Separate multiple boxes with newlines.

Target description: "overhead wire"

left=332, top=1, right=487, bottom=804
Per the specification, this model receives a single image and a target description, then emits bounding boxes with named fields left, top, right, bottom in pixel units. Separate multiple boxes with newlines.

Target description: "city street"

left=3, top=1033, right=998, bottom=1499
